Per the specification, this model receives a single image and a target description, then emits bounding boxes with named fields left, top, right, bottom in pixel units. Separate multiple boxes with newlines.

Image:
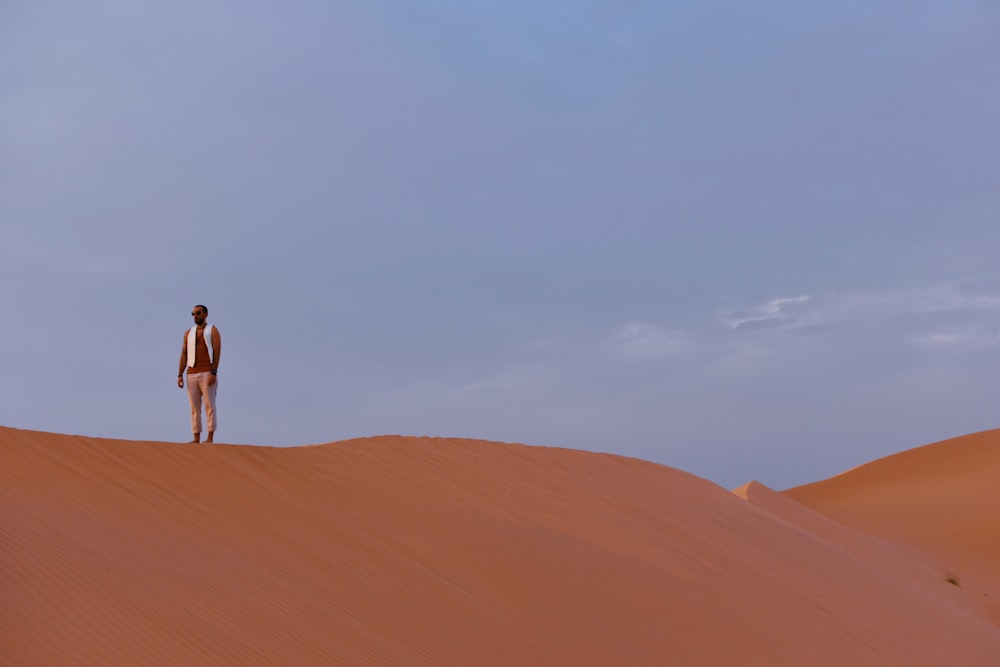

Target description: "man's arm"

left=211, top=328, right=221, bottom=372
left=207, top=328, right=221, bottom=386
left=178, top=334, right=188, bottom=387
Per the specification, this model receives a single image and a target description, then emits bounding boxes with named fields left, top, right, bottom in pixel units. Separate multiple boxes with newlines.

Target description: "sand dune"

left=785, top=430, right=1000, bottom=581
left=3, top=426, right=999, bottom=666
left=784, top=429, right=1000, bottom=621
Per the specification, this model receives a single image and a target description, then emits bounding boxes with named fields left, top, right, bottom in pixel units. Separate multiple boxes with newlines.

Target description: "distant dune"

left=785, top=430, right=1000, bottom=592
left=2, top=426, right=999, bottom=666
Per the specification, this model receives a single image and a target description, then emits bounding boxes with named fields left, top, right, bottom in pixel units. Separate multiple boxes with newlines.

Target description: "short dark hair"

left=194, top=304, right=208, bottom=315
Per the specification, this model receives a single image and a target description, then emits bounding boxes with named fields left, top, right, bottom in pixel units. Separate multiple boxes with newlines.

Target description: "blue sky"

left=3, top=1, right=999, bottom=489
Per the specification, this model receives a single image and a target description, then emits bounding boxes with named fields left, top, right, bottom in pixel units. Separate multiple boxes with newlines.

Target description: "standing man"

left=178, top=304, right=222, bottom=443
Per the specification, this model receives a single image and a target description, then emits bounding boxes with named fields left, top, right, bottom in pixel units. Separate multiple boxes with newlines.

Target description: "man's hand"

left=208, top=374, right=217, bottom=387
left=177, top=376, right=184, bottom=388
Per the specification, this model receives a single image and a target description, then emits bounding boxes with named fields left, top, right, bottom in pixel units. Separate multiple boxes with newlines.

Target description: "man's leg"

left=186, top=373, right=204, bottom=442
left=204, top=375, right=218, bottom=443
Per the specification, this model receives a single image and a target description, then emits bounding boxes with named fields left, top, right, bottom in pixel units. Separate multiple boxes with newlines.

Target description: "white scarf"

left=187, top=324, right=215, bottom=368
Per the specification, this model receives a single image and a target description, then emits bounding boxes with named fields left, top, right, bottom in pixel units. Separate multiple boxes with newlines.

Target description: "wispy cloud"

left=725, top=295, right=811, bottom=330
left=911, top=329, right=1000, bottom=347
left=722, top=285, right=1000, bottom=338
left=922, top=333, right=963, bottom=345
left=907, top=287, right=1000, bottom=313
left=608, top=322, right=688, bottom=360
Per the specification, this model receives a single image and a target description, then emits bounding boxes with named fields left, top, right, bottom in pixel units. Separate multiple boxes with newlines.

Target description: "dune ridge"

left=785, top=430, right=1000, bottom=586
left=3, top=426, right=1000, bottom=666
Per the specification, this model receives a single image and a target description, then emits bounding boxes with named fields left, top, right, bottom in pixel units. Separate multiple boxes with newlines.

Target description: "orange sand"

left=2, top=426, right=999, bottom=665
left=785, top=429, right=1000, bottom=598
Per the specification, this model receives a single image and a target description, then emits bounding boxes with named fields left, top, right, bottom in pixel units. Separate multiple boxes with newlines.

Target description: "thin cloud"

left=912, top=329, right=1000, bottom=348
left=909, top=287, right=1000, bottom=313
left=609, top=322, right=688, bottom=360
left=725, top=286, right=1000, bottom=335
left=726, top=295, right=811, bottom=330
left=924, top=333, right=962, bottom=344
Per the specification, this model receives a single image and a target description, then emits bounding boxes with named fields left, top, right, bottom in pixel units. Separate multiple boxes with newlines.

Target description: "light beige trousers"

left=186, top=372, right=218, bottom=433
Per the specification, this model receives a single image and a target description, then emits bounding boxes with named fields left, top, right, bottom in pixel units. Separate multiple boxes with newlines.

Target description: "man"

left=177, top=304, right=222, bottom=443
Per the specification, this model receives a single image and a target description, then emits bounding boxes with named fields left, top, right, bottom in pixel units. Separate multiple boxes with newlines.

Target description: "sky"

left=3, top=0, right=999, bottom=490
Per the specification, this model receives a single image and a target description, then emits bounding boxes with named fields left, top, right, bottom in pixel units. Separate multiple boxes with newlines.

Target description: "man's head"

left=192, top=305, right=208, bottom=325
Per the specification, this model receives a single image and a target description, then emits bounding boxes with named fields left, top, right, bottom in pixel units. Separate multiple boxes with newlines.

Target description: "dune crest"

left=785, top=430, right=1000, bottom=586
left=3, top=426, right=1000, bottom=666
